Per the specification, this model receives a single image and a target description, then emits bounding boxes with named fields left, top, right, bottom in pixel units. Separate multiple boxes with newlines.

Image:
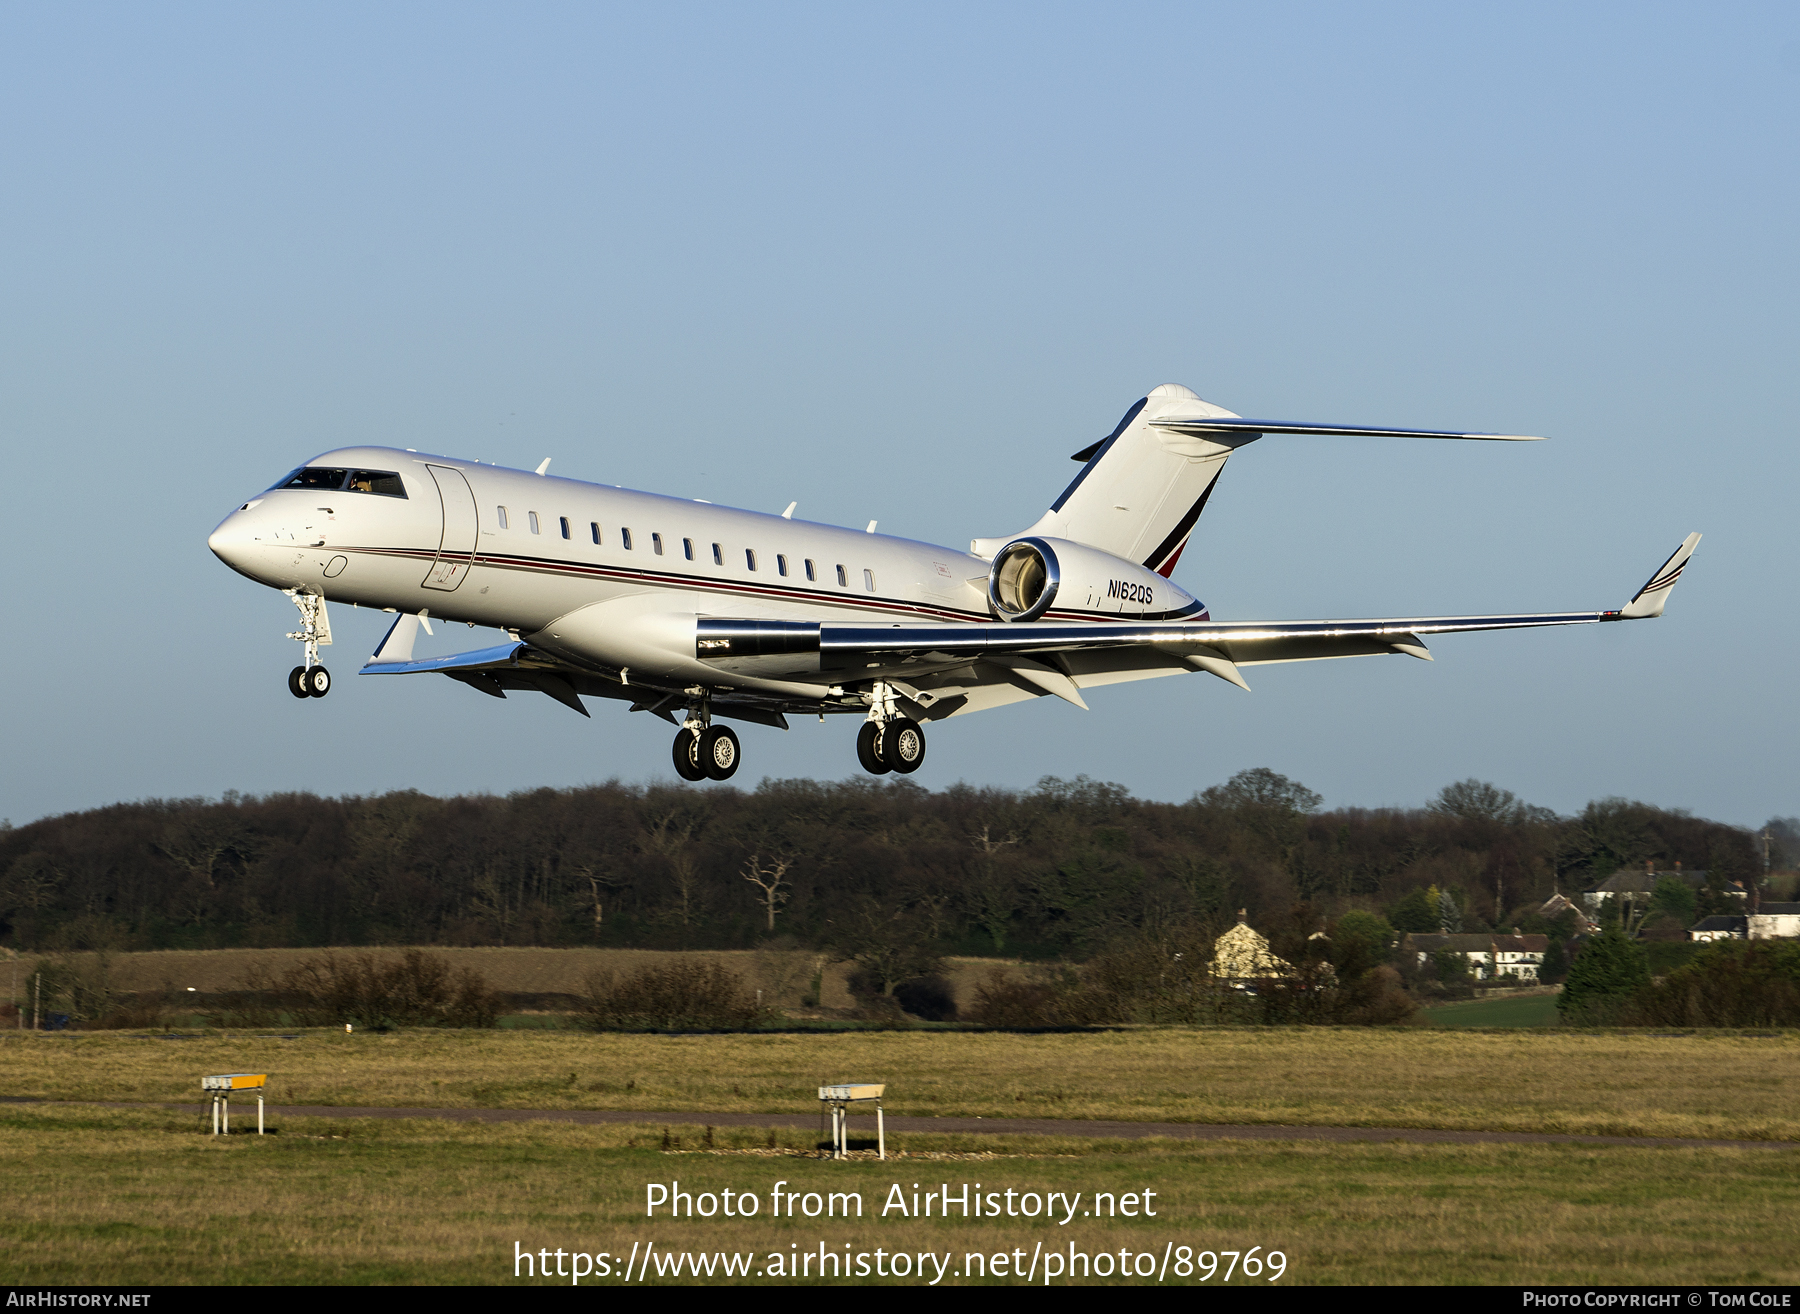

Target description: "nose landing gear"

left=287, top=666, right=331, bottom=698
left=282, top=589, right=333, bottom=700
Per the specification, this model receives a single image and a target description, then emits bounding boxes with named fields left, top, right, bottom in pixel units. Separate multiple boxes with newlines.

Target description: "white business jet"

left=208, top=383, right=1700, bottom=782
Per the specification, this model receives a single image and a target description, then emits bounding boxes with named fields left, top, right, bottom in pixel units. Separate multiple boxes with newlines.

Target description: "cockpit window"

left=267, top=466, right=408, bottom=497
left=347, top=470, right=407, bottom=498
left=273, top=467, right=348, bottom=491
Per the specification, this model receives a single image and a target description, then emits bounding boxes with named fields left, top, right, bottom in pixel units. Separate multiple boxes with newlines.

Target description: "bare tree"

left=640, top=812, right=705, bottom=934
left=575, top=865, right=631, bottom=935
left=830, top=895, right=941, bottom=996
left=154, top=818, right=240, bottom=892
left=741, top=853, right=793, bottom=933
left=964, top=826, right=1020, bottom=952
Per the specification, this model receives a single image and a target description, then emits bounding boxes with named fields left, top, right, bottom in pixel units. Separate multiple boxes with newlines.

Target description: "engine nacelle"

left=985, top=536, right=1201, bottom=622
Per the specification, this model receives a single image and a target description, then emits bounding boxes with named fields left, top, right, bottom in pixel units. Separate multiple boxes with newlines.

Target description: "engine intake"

left=987, top=538, right=1061, bottom=622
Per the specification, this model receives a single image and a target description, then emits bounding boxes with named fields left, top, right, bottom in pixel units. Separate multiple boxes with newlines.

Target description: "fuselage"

left=208, top=446, right=1201, bottom=693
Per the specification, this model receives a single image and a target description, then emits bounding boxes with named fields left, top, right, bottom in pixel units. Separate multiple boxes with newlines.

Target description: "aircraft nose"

left=209, top=505, right=262, bottom=575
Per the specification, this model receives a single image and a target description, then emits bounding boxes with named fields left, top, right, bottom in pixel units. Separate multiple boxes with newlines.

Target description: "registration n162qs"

left=208, top=383, right=1700, bottom=781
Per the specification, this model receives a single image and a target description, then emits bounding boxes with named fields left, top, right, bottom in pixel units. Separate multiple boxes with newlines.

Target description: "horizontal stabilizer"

left=362, top=640, right=526, bottom=675
left=1618, top=533, right=1702, bottom=619
left=1147, top=418, right=1547, bottom=442
left=1020, top=385, right=1549, bottom=582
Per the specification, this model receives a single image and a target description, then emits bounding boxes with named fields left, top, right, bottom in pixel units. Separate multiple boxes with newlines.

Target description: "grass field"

left=2, top=1104, right=1795, bottom=1286
left=5, top=1026, right=1797, bottom=1142
left=1423, top=993, right=1561, bottom=1029
left=8, top=958, right=1797, bottom=1285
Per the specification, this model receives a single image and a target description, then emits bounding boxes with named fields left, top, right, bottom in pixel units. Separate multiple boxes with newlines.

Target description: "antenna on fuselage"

left=782, top=502, right=797, bottom=519
left=535, top=458, right=552, bottom=475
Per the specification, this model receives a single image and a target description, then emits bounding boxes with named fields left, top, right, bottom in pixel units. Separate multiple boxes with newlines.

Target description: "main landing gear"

left=856, top=682, right=925, bottom=776
left=666, top=684, right=928, bottom=784
left=283, top=589, right=332, bottom=700
left=671, top=695, right=740, bottom=782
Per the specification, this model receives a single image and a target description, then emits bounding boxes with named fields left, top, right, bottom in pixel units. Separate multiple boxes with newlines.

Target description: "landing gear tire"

left=886, top=718, right=926, bottom=773
left=305, top=666, right=331, bottom=697
left=699, top=725, right=740, bottom=781
left=672, top=728, right=706, bottom=781
left=288, top=666, right=310, bottom=699
left=856, top=722, right=892, bottom=775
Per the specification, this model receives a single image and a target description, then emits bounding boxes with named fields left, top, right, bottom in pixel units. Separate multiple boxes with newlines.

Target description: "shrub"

left=1537, top=938, right=1569, bottom=985
left=1428, top=949, right=1476, bottom=1000
left=1331, top=965, right=1420, bottom=1026
left=222, top=950, right=503, bottom=1029
left=577, top=961, right=765, bottom=1031
left=1333, top=910, right=1398, bottom=963
left=85, top=995, right=173, bottom=1031
left=892, top=974, right=957, bottom=1021
left=1624, top=940, right=1800, bottom=1027
left=1558, top=928, right=1650, bottom=1025
left=965, top=972, right=1064, bottom=1028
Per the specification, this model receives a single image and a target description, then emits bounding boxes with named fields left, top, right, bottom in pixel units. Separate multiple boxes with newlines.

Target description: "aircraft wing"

left=696, top=533, right=1702, bottom=711
left=359, top=535, right=1699, bottom=723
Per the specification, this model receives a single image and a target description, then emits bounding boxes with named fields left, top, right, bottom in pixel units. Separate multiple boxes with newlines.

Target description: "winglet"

left=1619, top=533, right=1702, bottom=619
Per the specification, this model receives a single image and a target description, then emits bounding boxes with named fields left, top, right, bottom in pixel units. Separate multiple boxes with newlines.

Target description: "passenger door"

left=422, top=465, right=479, bottom=591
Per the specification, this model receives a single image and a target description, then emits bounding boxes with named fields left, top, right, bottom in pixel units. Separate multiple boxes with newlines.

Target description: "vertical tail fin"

left=982, top=383, right=1252, bottom=575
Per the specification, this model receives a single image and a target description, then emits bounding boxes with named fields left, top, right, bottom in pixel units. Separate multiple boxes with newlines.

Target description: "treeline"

left=0, top=770, right=1782, bottom=960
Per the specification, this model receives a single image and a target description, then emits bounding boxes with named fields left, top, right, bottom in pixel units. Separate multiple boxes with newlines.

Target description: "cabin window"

left=712, top=543, right=723, bottom=566
left=835, top=564, right=847, bottom=587
left=346, top=470, right=407, bottom=498
left=528, top=511, right=540, bottom=534
left=652, top=532, right=664, bottom=555
left=864, top=569, right=876, bottom=592
left=805, top=559, right=816, bottom=582
left=497, top=506, right=509, bottom=529
left=777, top=554, right=789, bottom=577
left=745, top=549, right=757, bottom=571
left=591, top=522, right=601, bottom=544
left=559, top=516, right=571, bottom=540
left=683, top=538, right=695, bottom=561
left=622, top=528, right=633, bottom=550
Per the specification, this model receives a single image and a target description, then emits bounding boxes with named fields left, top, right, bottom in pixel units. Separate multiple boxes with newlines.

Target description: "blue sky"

left=3, top=3, right=1796, bottom=826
